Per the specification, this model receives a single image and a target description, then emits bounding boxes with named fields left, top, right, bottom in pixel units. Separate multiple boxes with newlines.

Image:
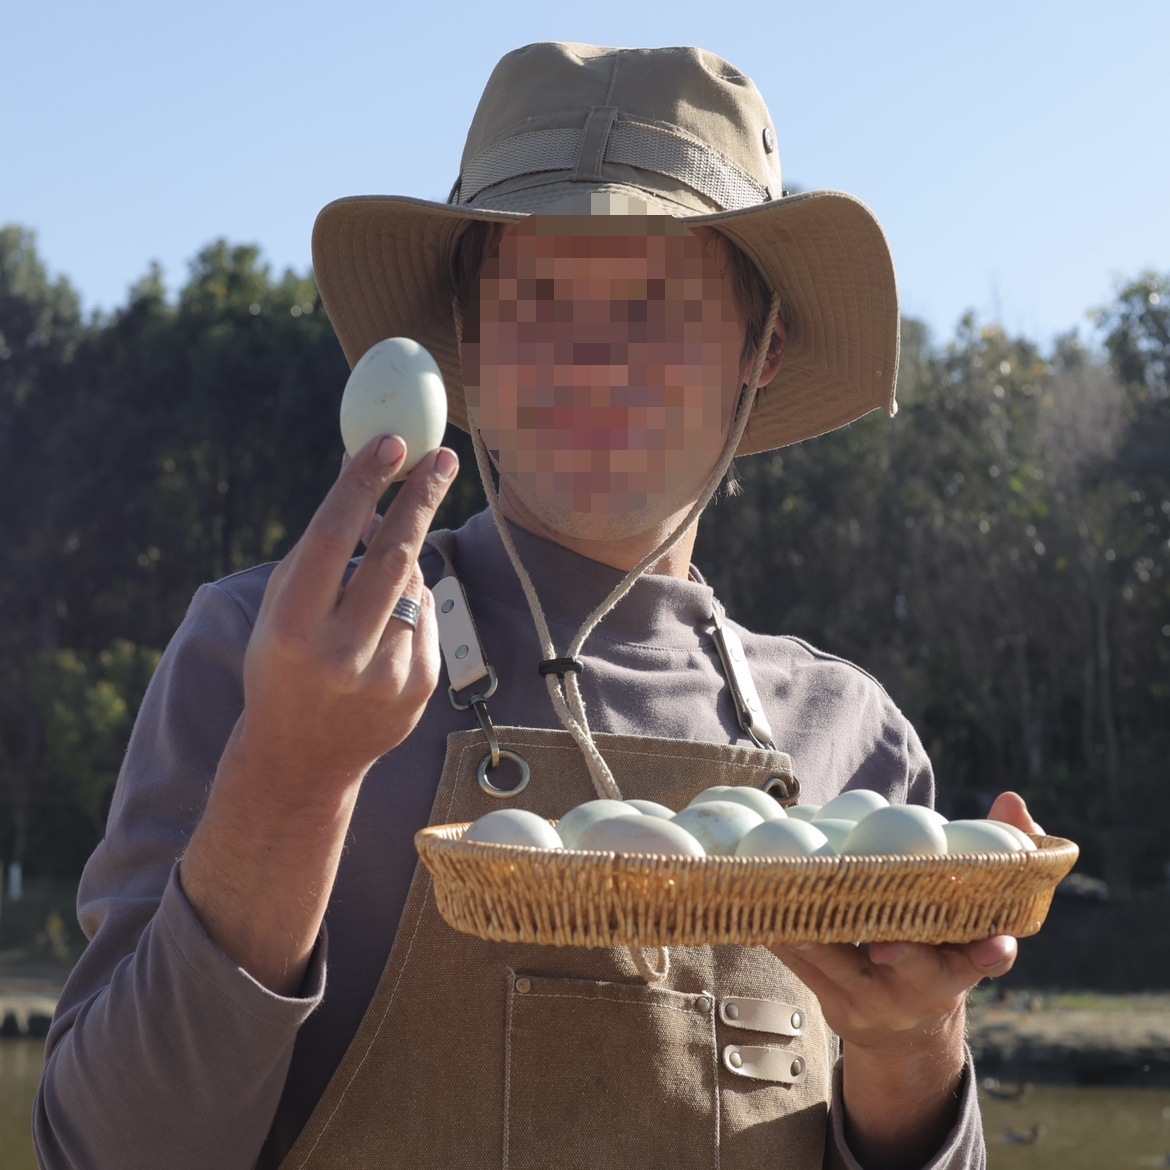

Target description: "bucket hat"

left=311, top=41, right=900, bottom=456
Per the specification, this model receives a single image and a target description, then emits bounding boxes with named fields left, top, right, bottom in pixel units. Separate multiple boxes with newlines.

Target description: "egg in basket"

left=415, top=786, right=1079, bottom=949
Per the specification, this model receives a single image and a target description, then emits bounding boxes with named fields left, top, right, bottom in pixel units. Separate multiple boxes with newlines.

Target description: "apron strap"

left=424, top=530, right=496, bottom=700
left=709, top=597, right=777, bottom=750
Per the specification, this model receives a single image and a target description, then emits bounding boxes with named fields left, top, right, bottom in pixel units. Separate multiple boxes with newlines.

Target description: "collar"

left=447, top=507, right=718, bottom=651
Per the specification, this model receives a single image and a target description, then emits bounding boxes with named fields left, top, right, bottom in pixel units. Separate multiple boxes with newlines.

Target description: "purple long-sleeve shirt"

left=35, top=507, right=986, bottom=1169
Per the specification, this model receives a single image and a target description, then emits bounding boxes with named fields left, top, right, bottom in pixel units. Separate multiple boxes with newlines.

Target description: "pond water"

left=3, top=1040, right=1169, bottom=1168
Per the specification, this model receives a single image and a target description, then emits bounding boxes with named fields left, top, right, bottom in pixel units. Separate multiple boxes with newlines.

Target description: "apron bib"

left=277, top=536, right=837, bottom=1170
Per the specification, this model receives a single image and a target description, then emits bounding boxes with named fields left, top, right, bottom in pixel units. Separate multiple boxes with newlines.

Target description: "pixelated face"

left=461, top=214, right=746, bottom=540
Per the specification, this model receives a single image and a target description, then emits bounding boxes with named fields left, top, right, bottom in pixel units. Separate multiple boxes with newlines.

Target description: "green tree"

left=0, top=225, right=87, bottom=883
left=25, top=641, right=162, bottom=837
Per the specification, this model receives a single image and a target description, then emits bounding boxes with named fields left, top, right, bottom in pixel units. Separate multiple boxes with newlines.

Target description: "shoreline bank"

left=5, top=963, right=1170, bottom=1088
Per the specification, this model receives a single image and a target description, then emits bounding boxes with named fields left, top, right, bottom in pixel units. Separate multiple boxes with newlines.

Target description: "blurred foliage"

left=0, top=225, right=1166, bottom=898
left=25, top=641, right=162, bottom=836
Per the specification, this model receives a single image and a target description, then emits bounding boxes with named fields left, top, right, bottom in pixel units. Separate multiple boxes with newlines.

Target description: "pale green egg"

left=576, top=815, right=706, bottom=857
left=339, top=338, right=447, bottom=474
left=943, top=820, right=1024, bottom=855
left=786, top=805, right=821, bottom=822
left=814, top=790, right=889, bottom=823
left=689, top=786, right=787, bottom=821
left=464, top=809, right=563, bottom=850
left=671, top=801, right=764, bottom=855
left=841, top=805, right=948, bottom=857
left=811, top=819, right=856, bottom=854
left=555, top=799, right=641, bottom=849
left=623, top=799, right=676, bottom=820
left=986, top=819, right=1039, bottom=851
left=736, top=819, right=835, bottom=858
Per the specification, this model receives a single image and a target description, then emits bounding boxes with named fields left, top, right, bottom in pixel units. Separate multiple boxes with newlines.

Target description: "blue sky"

left=5, top=0, right=1167, bottom=352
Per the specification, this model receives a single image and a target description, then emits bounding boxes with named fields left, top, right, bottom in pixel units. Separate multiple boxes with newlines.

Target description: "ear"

left=745, top=317, right=787, bottom=389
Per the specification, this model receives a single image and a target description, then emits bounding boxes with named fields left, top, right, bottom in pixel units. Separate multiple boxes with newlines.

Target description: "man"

left=37, top=42, right=1040, bottom=1169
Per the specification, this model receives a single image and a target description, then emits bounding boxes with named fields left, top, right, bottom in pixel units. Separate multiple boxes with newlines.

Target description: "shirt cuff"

left=827, top=1044, right=985, bottom=1170
left=160, top=858, right=328, bottom=1027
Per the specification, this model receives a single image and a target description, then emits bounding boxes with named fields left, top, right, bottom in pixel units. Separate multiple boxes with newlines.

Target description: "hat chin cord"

left=452, top=291, right=781, bottom=982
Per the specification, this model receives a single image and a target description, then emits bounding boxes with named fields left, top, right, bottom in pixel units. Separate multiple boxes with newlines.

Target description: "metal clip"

left=471, top=697, right=500, bottom=770
left=447, top=664, right=499, bottom=712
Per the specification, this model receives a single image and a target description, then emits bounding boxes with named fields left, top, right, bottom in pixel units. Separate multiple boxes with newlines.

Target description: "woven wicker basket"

left=416, top=822, right=1079, bottom=948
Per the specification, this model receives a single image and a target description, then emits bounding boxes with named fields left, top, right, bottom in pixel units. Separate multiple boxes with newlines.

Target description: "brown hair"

left=449, top=218, right=777, bottom=497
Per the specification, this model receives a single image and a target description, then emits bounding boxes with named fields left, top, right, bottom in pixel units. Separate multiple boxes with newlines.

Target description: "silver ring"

left=390, top=596, right=421, bottom=630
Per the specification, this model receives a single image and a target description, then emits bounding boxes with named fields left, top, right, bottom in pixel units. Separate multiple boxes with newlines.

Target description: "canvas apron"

left=277, top=532, right=840, bottom=1170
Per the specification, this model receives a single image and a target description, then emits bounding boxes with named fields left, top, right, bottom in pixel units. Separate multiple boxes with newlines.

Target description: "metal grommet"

left=440, top=598, right=455, bottom=613
left=478, top=749, right=532, bottom=798
left=728, top=1050, right=743, bottom=1069
left=725, top=1002, right=740, bottom=1020
left=515, top=976, right=532, bottom=994
left=790, top=1057, right=805, bottom=1078
left=762, top=126, right=776, bottom=153
left=695, top=995, right=713, bottom=1014
left=763, top=774, right=800, bottom=805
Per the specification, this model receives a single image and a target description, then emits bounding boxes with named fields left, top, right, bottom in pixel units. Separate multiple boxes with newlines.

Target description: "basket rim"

left=415, top=821, right=1078, bottom=871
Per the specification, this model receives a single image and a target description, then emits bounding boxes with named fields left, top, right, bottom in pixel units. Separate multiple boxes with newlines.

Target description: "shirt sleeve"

left=824, top=1045, right=987, bottom=1169
left=34, top=580, right=328, bottom=1170
left=903, top=716, right=938, bottom=810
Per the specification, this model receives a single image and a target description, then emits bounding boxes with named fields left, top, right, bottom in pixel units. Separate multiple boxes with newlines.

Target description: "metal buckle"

left=447, top=664, right=498, bottom=711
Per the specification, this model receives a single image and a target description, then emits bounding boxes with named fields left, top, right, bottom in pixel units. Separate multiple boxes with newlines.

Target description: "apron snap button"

left=695, top=994, right=713, bottom=1014
left=515, top=977, right=532, bottom=994
left=791, top=1010, right=803, bottom=1030
left=791, top=1057, right=805, bottom=1078
left=728, top=1050, right=743, bottom=1069
left=725, top=1002, right=740, bottom=1020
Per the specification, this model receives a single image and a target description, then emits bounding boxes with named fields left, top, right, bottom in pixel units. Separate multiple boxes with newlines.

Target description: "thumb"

left=987, top=791, right=1044, bottom=835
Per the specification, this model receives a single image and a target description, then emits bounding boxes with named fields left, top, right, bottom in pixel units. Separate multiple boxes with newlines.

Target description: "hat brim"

left=311, top=188, right=899, bottom=457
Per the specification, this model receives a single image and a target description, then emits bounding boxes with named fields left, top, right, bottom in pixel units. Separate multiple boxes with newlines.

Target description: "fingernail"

left=376, top=436, right=406, bottom=466
left=435, top=449, right=458, bottom=479
left=876, top=944, right=907, bottom=965
left=975, top=940, right=1011, bottom=969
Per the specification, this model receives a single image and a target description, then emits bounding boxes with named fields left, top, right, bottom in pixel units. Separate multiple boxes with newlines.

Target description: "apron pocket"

left=504, top=971, right=719, bottom=1170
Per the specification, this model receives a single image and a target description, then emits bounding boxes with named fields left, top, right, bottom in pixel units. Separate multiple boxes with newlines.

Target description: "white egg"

left=670, top=801, right=764, bottom=855
left=944, top=820, right=1025, bottom=855
left=339, top=338, right=448, bottom=476
left=689, top=786, right=787, bottom=821
left=911, top=805, right=949, bottom=827
left=810, top=819, right=856, bottom=855
left=576, top=815, right=706, bottom=857
left=463, top=809, right=563, bottom=850
left=841, top=805, right=948, bottom=857
left=623, top=799, right=676, bottom=820
left=814, top=789, right=890, bottom=824
left=554, top=799, right=641, bottom=849
left=689, top=785, right=732, bottom=803
left=986, top=819, right=1039, bottom=851
left=786, top=805, right=821, bottom=822
left=736, top=819, right=835, bottom=858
